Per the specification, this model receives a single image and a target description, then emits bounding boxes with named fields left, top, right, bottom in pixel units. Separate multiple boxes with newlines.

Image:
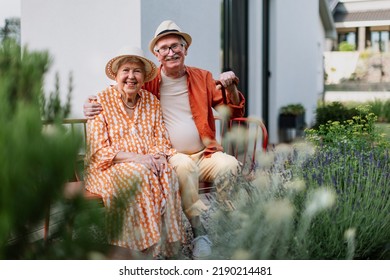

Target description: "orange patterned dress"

left=85, top=86, right=182, bottom=254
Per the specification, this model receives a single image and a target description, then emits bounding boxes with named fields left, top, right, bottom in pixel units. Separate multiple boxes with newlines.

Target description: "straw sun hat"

left=149, top=20, right=192, bottom=54
left=105, top=46, right=157, bottom=82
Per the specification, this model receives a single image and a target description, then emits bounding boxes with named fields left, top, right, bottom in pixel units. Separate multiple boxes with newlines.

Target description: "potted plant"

left=278, top=103, right=306, bottom=129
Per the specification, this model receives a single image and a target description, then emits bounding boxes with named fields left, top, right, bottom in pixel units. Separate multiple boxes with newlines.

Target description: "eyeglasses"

left=155, top=43, right=184, bottom=56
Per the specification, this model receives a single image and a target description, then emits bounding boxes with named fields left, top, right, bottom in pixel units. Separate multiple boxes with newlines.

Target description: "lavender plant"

left=299, top=147, right=389, bottom=259
left=208, top=107, right=389, bottom=260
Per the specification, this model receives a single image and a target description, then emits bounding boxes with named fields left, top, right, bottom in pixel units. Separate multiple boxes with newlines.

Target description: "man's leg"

left=168, top=153, right=208, bottom=220
left=197, top=151, right=241, bottom=210
left=168, top=153, right=211, bottom=258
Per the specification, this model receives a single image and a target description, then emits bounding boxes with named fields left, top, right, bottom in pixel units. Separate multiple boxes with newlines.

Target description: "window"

left=371, top=31, right=389, bottom=52
left=338, top=31, right=356, bottom=48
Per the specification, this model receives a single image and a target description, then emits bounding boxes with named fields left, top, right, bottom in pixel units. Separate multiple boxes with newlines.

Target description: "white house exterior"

left=0, top=0, right=20, bottom=24
left=19, top=0, right=335, bottom=144
left=267, top=0, right=335, bottom=142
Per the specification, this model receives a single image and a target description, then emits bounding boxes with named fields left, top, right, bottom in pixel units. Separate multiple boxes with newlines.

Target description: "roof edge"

left=320, top=0, right=337, bottom=39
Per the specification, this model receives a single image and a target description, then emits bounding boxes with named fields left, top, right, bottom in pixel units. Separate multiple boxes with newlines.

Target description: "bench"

left=43, top=116, right=268, bottom=240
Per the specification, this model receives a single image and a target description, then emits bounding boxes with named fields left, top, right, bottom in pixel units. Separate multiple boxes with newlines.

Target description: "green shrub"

left=340, top=100, right=390, bottom=123
left=308, top=105, right=389, bottom=151
left=368, top=99, right=384, bottom=122
left=383, top=100, right=390, bottom=122
left=339, top=41, right=356, bottom=52
left=313, top=102, right=361, bottom=129
left=280, top=103, right=305, bottom=115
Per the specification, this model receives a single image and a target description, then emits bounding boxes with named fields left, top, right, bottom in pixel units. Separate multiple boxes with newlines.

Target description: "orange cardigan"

left=144, top=65, right=245, bottom=157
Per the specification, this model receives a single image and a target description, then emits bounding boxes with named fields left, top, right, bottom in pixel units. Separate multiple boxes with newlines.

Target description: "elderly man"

left=84, top=20, right=245, bottom=259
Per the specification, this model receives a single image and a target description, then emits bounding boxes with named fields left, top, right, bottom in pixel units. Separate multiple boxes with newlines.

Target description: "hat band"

left=157, top=29, right=180, bottom=36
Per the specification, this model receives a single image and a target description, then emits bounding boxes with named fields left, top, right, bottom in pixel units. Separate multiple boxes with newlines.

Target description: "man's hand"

left=217, top=71, right=240, bottom=105
left=84, top=95, right=102, bottom=119
left=218, top=71, right=239, bottom=89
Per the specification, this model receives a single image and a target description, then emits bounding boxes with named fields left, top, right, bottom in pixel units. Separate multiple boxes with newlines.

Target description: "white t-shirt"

left=159, top=71, right=205, bottom=154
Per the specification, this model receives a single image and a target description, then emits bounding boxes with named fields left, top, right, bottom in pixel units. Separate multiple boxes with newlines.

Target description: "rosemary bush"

left=0, top=39, right=108, bottom=259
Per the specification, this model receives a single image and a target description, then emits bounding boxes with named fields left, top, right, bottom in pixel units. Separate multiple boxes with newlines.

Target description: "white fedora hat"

left=149, top=20, right=192, bottom=54
left=105, top=46, right=157, bottom=82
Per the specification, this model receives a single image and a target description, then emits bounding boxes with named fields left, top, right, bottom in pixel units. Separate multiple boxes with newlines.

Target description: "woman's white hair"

left=112, top=57, right=146, bottom=75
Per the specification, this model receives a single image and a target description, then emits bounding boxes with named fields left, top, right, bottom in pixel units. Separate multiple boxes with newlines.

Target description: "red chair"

left=199, top=116, right=268, bottom=193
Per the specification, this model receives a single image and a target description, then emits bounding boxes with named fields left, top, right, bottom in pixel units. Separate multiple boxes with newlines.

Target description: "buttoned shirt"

left=144, top=65, right=245, bottom=157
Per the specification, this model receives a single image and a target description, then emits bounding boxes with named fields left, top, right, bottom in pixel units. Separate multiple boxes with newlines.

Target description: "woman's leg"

left=107, top=163, right=164, bottom=252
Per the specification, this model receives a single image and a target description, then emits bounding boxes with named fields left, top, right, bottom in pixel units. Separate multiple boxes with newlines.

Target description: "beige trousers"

left=168, top=150, right=240, bottom=219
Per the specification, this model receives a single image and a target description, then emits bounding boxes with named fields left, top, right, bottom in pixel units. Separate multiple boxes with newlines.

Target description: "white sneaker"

left=192, top=235, right=212, bottom=259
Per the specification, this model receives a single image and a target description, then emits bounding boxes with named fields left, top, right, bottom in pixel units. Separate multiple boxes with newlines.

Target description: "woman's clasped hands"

left=137, top=153, right=168, bottom=176
left=113, top=151, right=168, bottom=176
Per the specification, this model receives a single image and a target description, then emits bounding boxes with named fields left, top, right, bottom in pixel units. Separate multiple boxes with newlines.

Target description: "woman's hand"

left=84, top=95, right=102, bottom=119
left=137, top=154, right=167, bottom=176
left=152, top=154, right=168, bottom=174
left=114, top=152, right=167, bottom=176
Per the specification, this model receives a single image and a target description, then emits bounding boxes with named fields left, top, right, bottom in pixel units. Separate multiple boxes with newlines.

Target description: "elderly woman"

left=85, top=47, right=182, bottom=258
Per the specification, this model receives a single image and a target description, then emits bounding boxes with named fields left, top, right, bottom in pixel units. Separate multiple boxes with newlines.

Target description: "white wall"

left=0, top=0, right=20, bottom=24
left=324, top=51, right=360, bottom=84
left=248, top=0, right=264, bottom=121
left=21, top=0, right=142, bottom=118
left=20, top=0, right=221, bottom=118
left=269, top=0, right=321, bottom=143
left=316, top=16, right=327, bottom=110
left=140, top=0, right=222, bottom=78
